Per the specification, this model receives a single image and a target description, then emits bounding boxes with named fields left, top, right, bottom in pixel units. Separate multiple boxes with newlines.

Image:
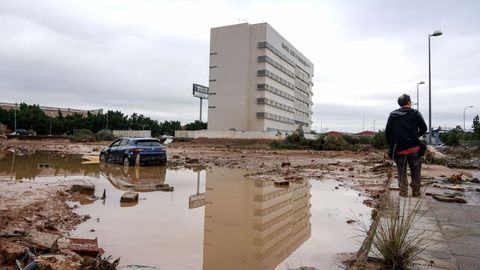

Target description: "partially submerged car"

left=100, top=137, right=167, bottom=166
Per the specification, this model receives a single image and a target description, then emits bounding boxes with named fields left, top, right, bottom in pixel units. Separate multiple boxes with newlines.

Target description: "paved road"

left=390, top=165, right=480, bottom=269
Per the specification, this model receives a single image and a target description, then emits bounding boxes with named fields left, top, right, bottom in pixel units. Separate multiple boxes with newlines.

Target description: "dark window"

left=110, top=139, right=121, bottom=147
left=136, top=140, right=161, bottom=146
left=256, top=112, right=266, bottom=118
left=257, top=70, right=267, bottom=75
left=257, top=98, right=266, bottom=104
left=257, top=55, right=267, bottom=62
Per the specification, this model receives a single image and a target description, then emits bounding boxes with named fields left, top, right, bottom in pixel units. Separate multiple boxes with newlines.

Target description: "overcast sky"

left=1, top=0, right=479, bottom=132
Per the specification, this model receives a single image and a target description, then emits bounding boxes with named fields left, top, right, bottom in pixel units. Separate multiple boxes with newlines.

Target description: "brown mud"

left=3, top=138, right=475, bottom=269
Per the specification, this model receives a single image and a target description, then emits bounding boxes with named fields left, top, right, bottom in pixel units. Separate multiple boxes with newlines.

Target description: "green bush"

left=372, top=131, right=389, bottom=149
left=69, top=129, right=95, bottom=142
left=323, top=137, right=349, bottom=151
left=96, top=129, right=115, bottom=141
left=439, top=128, right=464, bottom=146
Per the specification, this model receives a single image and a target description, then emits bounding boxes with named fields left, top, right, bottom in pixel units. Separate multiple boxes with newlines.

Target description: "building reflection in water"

left=203, top=167, right=311, bottom=270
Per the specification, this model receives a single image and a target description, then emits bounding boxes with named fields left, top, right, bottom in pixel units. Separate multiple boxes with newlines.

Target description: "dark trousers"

left=395, top=152, right=422, bottom=193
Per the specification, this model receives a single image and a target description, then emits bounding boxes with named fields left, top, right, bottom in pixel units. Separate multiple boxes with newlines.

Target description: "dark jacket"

left=385, top=107, right=427, bottom=154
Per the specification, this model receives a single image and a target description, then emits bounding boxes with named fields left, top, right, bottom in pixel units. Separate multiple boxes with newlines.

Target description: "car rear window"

left=136, top=140, right=161, bottom=146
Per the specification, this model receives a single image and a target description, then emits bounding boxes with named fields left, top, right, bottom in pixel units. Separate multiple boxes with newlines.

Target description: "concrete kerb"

left=349, top=159, right=395, bottom=270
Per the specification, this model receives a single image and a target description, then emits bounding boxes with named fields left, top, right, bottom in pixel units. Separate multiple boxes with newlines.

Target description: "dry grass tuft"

left=371, top=198, right=431, bottom=270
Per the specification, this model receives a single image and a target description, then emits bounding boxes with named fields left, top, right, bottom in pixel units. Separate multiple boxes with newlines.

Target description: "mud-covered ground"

left=5, top=138, right=475, bottom=269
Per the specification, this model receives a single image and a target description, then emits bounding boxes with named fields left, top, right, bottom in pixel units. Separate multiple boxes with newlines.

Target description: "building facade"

left=207, top=23, right=314, bottom=133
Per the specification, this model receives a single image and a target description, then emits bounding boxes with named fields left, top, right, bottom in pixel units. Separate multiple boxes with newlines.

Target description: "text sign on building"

left=189, top=193, right=206, bottom=209
left=193, top=84, right=209, bottom=99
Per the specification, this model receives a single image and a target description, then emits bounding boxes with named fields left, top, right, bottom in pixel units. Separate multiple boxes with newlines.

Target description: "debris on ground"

left=448, top=173, right=464, bottom=183
left=431, top=194, right=468, bottom=204
left=120, top=192, right=139, bottom=203
left=71, top=183, right=95, bottom=195
left=154, top=183, right=174, bottom=192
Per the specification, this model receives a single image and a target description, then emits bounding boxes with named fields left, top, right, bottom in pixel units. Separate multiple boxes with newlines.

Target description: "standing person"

left=385, top=94, right=428, bottom=197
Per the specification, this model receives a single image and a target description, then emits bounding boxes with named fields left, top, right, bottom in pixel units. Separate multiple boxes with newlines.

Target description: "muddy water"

left=0, top=151, right=370, bottom=270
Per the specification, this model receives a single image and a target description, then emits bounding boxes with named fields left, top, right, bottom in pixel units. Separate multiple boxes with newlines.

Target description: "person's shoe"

left=399, top=190, right=408, bottom=197
left=412, top=191, right=421, bottom=197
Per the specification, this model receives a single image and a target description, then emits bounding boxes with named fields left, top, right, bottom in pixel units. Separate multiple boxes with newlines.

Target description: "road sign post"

left=193, top=84, right=209, bottom=122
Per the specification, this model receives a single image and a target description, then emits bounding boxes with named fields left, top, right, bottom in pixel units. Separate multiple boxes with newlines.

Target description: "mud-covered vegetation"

left=271, top=128, right=388, bottom=151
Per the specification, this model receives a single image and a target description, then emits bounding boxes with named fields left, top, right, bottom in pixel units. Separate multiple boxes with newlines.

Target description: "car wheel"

left=123, top=156, right=131, bottom=167
left=100, top=153, right=107, bottom=163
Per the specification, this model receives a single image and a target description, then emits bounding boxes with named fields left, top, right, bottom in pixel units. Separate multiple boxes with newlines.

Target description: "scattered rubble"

left=431, top=194, right=467, bottom=204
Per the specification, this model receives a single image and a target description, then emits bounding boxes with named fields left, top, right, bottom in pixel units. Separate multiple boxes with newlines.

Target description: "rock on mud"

left=0, top=239, right=27, bottom=265
left=120, top=192, right=139, bottom=203
left=24, top=230, right=61, bottom=250
left=70, top=184, right=95, bottom=195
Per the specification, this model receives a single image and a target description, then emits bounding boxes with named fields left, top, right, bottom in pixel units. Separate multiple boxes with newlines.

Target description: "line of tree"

left=439, top=114, right=480, bottom=146
left=0, top=103, right=206, bottom=137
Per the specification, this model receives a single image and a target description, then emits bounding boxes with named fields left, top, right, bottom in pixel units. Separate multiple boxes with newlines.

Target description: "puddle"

left=0, top=151, right=370, bottom=269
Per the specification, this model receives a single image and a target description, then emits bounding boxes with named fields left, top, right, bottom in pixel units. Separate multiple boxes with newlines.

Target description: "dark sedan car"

left=100, top=137, right=167, bottom=166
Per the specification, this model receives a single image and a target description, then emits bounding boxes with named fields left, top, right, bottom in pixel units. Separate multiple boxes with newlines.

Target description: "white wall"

left=113, top=130, right=151, bottom=138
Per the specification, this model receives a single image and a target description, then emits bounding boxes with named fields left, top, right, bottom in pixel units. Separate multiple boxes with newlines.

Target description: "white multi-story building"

left=207, top=23, right=314, bottom=133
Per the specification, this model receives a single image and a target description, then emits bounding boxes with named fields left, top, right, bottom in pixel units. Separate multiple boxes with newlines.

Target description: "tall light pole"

left=428, top=30, right=443, bottom=144
left=416, top=81, right=425, bottom=111
left=463, top=105, right=474, bottom=131
left=14, top=103, right=17, bottom=133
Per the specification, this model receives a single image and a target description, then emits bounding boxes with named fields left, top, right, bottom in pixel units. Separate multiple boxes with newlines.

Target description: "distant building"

left=207, top=23, right=314, bottom=133
left=323, top=131, right=349, bottom=138
left=352, top=131, right=377, bottom=138
left=0, top=102, right=103, bottom=117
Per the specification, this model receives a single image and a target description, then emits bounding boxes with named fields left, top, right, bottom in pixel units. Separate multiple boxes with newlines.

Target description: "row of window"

left=295, top=89, right=310, bottom=103
left=253, top=220, right=292, bottom=245
left=257, top=98, right=295, bottom=113
left=295, top=109, right=309, bottom=118
left=253, top=216, right=310, bottom=260
left=295, top=79, right=309, bottom=92
left=253, top=209, right=292, bottom=232
left=256, top=112, right=295, bottom=124
left=295, top=119, right=312, bottom=127
left=295, top=98, right=310, bottom=109
left=295, top=103, right=310, bottom=115
left=258, top=55, right=295, bottom=78
left=254, top=182, right=309, bottom=202
left=253, top=197, right=292, bottom=217
left=295, top=66, right=312, bottom=85
left=257, top=84, right=295, bottom=101
left=257, top=69, right=295, bottom=89
left=258, top=41, right=296, bottom=67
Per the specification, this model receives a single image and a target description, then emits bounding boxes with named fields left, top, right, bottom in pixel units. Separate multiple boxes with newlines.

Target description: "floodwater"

left=0, top=151, right=371, bottom=270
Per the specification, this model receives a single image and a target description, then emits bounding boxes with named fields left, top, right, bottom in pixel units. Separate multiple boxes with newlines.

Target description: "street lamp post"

left=463, top=105, right=474, bottom=131
left=14, top=103, right=17, bottom=133
left=428, top=30, right=443, bottom=144
left=416, top=81, right=425, bottom=111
